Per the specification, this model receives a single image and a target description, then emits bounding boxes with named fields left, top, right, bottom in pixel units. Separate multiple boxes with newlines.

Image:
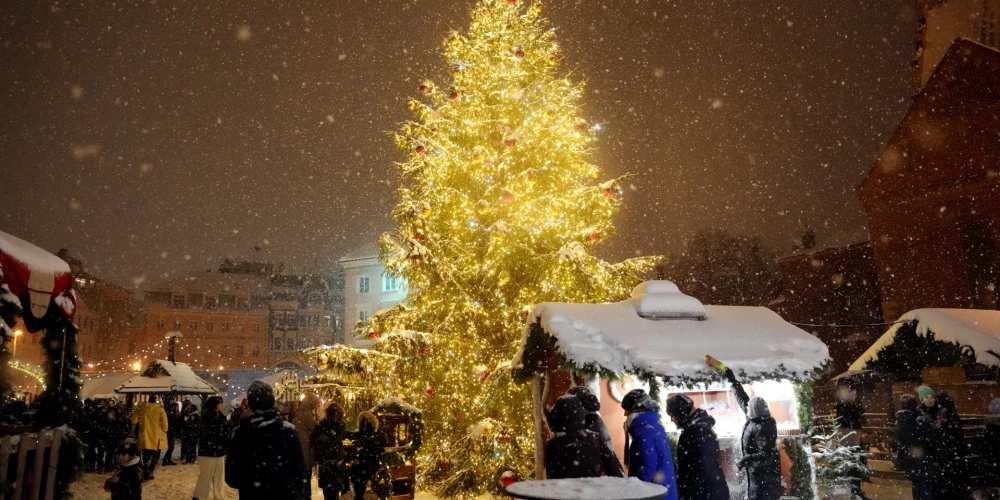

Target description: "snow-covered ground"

left=69, top=461, right=480, bottom=500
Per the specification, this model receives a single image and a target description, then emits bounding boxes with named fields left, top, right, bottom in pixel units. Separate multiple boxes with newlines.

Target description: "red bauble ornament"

left=500, top=471, right=517, bottom=488
left=415, top=144, right=426, bottom=154
left=507, top=0, right=517, bottom=5
left=574, top=123, right=584, bottom=133
left=421, top=345, right=431, bottom=356
left=603, top=187, right=615, bottom=198
left=501, top=189, right=515, bottom=203
left=514, top=49, right=525, bottom=60
left=368, top=329, right=378, bottom=340
left=431, top=126, right=439, bottom=134
left=478, top=369, right=490, bottom=382
left=521, top=305, right=532, bottom=319
left=449, top=90, right=459, bottom=101
left=425, top=387, right=435, bottom=397
left=497, top=436, right=511, bottom=446
left=504, top=138, right=517, bottom=149
left=415, top=230, right=426, bottom=242
left=481, top=8, right=489, bottom=16
left=588, top=232, right=601, bottom=243
left=419, top=84, right=430, bottom=93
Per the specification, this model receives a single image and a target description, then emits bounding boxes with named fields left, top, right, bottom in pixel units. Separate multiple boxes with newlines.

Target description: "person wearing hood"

left=351, top=411, right=386, bottom=500
left=311, top=403, right=351, bottom=500
left=985, top=398, right=1000, bottom=477
left=621, top=389, right=680, bottom=500
left=292, top=392, right=319, bottom=473
left=666, top=393, right=729, bottom=500
left=567, top=385, right=625, bottom=477
left=545, top=394, right=604, bottom=479
left=895, top=394, right=934, bottom=500
left=226, top=381, right=309, bottom=500
left=709, top=356, right=780, bottom=500
left=194, top=396, right=228, bottom=500
left=930, top=393, right=971, bottom=499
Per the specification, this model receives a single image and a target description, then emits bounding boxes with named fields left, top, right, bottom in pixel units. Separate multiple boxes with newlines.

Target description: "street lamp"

left=12, top=328, right=23, bottom=357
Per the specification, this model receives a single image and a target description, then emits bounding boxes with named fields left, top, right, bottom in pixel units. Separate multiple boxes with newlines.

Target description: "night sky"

left=1, top=0, right=917, bottom=288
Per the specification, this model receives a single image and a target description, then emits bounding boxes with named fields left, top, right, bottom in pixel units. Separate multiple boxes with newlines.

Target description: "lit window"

left=358, top=277, right=370, bottom=294
left=383, top=275, right=398, bottom=292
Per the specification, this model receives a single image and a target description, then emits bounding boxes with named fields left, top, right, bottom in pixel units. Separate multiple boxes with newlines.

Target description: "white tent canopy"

left=81, top=373, right=134, bottom=399
left=116, top=360, right=217, bottom=395
left=849, top=308, right=1000, bottom=371
left=512, top=281, right=830, bottom=382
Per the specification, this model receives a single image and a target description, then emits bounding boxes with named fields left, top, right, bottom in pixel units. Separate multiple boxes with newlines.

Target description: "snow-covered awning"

left=116, top=360, right=218, bottom=395
left=512, top=281, right=830, bottom=384
left=849, top=308, right=1000, bottom=371
left=0, top=230, right=75, bottom=332
left=81, top=373, right=135, bottom=399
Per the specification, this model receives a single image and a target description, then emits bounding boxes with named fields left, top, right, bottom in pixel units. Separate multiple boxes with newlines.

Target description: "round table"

left=505, top=477, right=668, bottom=500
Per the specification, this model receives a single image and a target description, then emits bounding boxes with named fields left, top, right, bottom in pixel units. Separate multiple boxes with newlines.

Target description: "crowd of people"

left=84, top=381, right=385, bottom=500
left=543, top=355, right=782, bottom=500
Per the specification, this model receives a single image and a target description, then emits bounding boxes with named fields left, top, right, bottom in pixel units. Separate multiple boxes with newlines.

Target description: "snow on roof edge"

left=849, top=308, right=1000, bottom=371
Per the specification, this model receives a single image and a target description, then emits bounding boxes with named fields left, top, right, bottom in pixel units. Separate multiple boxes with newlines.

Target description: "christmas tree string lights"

left=312, top=0, right=658, bottom=496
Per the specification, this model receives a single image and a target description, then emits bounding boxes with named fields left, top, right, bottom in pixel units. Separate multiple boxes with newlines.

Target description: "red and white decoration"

left=0, top=230, right=76, bottom=333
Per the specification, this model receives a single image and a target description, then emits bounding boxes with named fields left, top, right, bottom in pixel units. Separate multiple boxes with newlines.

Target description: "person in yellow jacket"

left=131, top=395, right=169, bottom=481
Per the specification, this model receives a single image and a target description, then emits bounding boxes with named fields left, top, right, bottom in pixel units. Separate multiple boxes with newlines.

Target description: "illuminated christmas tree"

left=310, top=0, right=657, bottom=496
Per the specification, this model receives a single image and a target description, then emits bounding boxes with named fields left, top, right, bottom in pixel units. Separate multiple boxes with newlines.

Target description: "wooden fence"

left=1, top=428, right=65, bottom=500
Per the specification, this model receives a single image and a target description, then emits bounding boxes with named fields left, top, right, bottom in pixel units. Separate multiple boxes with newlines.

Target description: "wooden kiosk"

left=511, top=281, right=830, bottom=495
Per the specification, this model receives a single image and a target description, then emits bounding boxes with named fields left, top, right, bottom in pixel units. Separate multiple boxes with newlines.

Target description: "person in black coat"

left=835, top=385, right=865, bottom=433
left=163, top=401, right=182, bottom=466
left=181, top=402, right=201, bottom=464
left=930, top=393, right=971, bottom=500
left=985, top=398, right=1000, bottom=478
left=103, top=404, right=131, bottom=473
left=711, top=357, right=780, bottom=500
left=351, top=411, right=387, bottom=500
left=567, top=385, right=625, bottom=477
left=895, top=394, right=934, bottom=500
left=226, top=381, right=309, bottom=500
left=105, top=439, right=143, bottom=500
left=311, top=403, right=351, bottom=500
left=545, top=395, right=604, bottom=480
left=666, top=393, right=729, bottom=500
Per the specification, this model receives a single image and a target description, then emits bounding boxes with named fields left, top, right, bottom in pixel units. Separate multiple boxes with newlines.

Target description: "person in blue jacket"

left=621, top=389, right=679, bottom=500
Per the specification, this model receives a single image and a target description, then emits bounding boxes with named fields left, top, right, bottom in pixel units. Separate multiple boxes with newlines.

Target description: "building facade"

left=861, top=39, right=1000, bottom=321
left=339, top=244, right=406, bottom=347
left=773, top=242, right=885, bottom=372
left=268, top=272, right=341, bottom=368
left=912, top=0, right=1000, bottom=89
left=137, top=272, right=271, bottom=370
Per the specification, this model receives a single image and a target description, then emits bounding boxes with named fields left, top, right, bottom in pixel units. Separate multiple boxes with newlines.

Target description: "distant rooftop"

left=339, top=243, right=380, bottom=264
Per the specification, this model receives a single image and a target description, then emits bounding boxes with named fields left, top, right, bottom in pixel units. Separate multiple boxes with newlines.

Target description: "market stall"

left=115, top=359, right=218, bottom=402
left=511, top=280, right=830, bottom=494
left=0, top=230, right=83, bottom=499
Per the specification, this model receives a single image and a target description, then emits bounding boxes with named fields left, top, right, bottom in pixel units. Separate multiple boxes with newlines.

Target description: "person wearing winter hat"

left=567, top=385, right=625, bottom=477
left=708, top=355, right=780, bottom=500
left=225, top=380, right=309, bottom=500
left=621, top=389, right=679, bottom=500
left=665, top=393, right=729, bottom=500
left=351, top=411, right=386, bottom=500
left=896, top=394, right=934, bottom=500
left=545, top=394, right=604, bottom=479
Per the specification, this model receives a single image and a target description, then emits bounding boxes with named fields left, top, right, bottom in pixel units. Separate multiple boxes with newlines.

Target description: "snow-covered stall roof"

left=849, top=308, right=1000, bottom=371
left=116, top=360, right=217, bottom=395
left=82, top=373, right=135, bottom=399
left=512, top=281, right=830, bottom=383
